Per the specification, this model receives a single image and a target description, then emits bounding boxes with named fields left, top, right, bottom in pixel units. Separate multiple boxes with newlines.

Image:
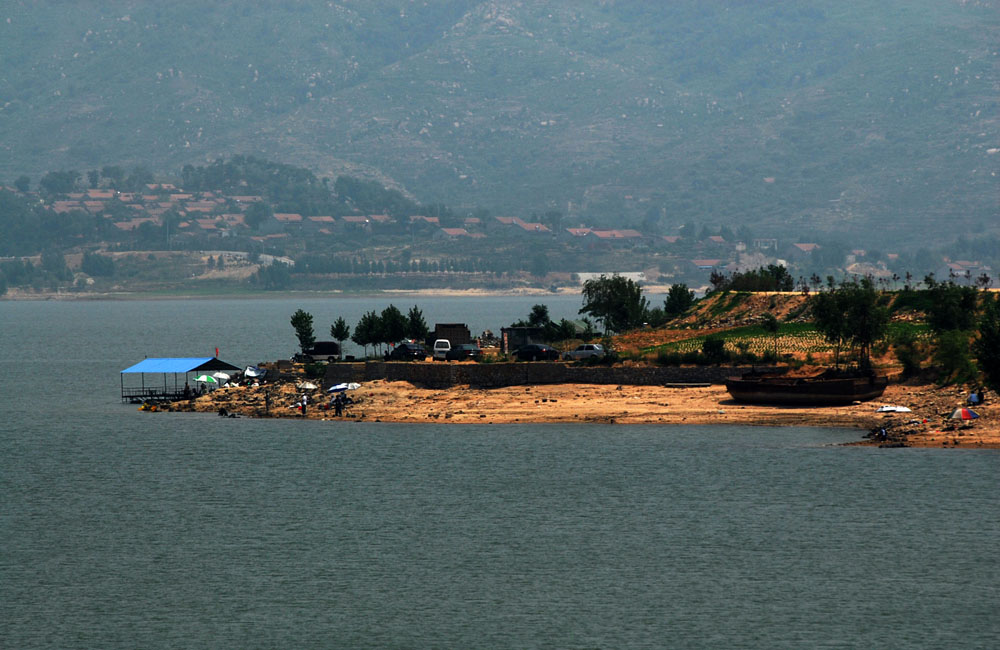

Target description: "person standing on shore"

left=300, top=393, right=308, bottom=416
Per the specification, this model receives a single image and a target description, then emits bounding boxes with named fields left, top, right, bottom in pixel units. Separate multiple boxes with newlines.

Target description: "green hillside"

left=2, top=1, right=996, bottom=245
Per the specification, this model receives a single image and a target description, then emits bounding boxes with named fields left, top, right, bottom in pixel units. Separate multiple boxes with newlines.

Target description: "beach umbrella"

left=297, top=381, right=318, bottom=390
left=949, top=407, right=979, bottom=420
left=244, top=365, right=265, bottom=378
left=193, top=374, right=218, bottom=384
left=876, top=405, right=912, bottom=413
left=327, top=382, right=361, bottom=393
left=212, top=372, right=231, bottom=383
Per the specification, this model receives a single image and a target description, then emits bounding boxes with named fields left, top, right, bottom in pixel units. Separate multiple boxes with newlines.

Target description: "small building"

left=430, top=323, right=472, bottom=347
left=500, top=326, right=544, bottom=354
left=120, top=357, right=241, bottom=402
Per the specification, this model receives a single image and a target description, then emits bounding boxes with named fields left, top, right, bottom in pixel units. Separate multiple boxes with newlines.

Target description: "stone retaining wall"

left=324, top=361, right=782, bottom=390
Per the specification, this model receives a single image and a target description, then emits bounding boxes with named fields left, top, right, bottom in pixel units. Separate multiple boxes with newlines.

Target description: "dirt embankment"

left=166, top=377, right=999, bottom=449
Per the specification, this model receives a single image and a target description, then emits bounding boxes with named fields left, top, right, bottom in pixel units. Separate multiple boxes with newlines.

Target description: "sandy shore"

left=170, top=380, right=999, bottom=449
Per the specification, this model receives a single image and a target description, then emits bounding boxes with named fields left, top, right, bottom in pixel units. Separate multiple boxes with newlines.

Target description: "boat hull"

left=725, top=373, right=888, bottom=406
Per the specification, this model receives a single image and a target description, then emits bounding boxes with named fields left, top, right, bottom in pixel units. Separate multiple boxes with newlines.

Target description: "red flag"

left=215, top=347, right=219, bottom=358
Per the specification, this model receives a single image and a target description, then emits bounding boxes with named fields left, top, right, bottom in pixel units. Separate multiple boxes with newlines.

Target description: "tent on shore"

left=120, top=357, right=241, bottom=402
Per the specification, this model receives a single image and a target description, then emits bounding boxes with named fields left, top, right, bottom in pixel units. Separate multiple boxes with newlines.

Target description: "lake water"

left=1, top=298, right=997, bottom=648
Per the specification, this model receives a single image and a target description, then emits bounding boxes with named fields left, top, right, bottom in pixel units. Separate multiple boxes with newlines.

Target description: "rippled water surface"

left=1, top=299, right=997, bottom=648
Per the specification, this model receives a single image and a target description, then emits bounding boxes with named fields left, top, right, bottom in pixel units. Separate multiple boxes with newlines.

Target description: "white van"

left=432, top=339, right=451, bottom=360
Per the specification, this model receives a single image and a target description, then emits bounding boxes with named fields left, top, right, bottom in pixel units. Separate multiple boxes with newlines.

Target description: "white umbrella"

left=327, top=382, right=361, bottom=393
left=876, top=405, right=911, bottom=413
left=297, top=381, right=318, bottom=390
left=244, top=365, right=265, bottom=378
left=212, top=372, right=231, bottom=383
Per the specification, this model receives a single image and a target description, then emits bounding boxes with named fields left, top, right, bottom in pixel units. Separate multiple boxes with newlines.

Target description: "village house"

left=935, top=260, right=993, bottom=285
left=305, top=216, right=337, bottom=233
left=408, top=215, right=440, bottom=233
left=588, top=229, right=645, bottom=247
left=785, top=243, right=821, bottom=261
left=690, top=259, right=723, bottom=272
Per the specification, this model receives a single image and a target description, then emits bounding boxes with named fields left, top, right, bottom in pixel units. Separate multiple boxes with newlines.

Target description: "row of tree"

left=290, top=305, right=431, bottom=358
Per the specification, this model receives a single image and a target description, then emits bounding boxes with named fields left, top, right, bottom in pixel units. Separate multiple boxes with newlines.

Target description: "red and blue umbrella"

left=949, top=407, right=979, bottom=420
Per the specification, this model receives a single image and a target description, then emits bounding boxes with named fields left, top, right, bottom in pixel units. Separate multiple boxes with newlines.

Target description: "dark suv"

left=387, top=342, right=427, bottom=361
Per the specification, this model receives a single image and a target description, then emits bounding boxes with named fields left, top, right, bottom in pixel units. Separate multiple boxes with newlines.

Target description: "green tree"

left=330, top=317, right=351, bottom=354
left=40, top=248, right=71, bottom=281
left=760, top=312, right=780, bottom=357
left=251, top=262, right=290, bottom=289
left=530, top=252, right=550, bottom=278
left=810, top=288, right=850, bottom=368
left=579, top=274, right=649, bottom=334
left=379, top=304, right=408, bottom=348
left=81, top=251, right=115, bottom=277
left=245, top=201, right=273, bottom=230
left=290, top=309, right=316, bottom=353
left=810, top=277, right=888, bottom=371
left=352, top=310, right=379, bottom=357
left=405, top=305, right=429, bottom=341
left=664, top=283, right=695, bottom=317
left=123, top=166, right=154, bottom=192
left=39, top=170, right=80, bottom=195
left=528, top=304, right=551, bottom=327
left=892, top=328, right=925, bottom=378
left=101, top=165, right=124, bottom=187
left=934, top=330, right=976, bottom=384
left=972, top=293, right=1000, bottom=391
left=924, top=277, right=979, bottom=333
left=701, top=337, right=728, bottom=364
left=14, top=175, right=30, bottom=193
left=843, top=277, right=889, bottom=371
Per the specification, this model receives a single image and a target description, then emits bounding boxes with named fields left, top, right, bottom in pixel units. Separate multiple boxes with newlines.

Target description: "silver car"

left=563, top=343, right=605, bottom=360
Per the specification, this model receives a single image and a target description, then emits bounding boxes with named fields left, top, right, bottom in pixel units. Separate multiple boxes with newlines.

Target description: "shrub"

left=303, top=363, right=326, bottom=379
left=655, top=350, right=683, bottom=366
left=892, top=329, right=924, bottom=377
left=701, top=337, right=729, bottom=364
left=933, top=331, right=977, bottom=385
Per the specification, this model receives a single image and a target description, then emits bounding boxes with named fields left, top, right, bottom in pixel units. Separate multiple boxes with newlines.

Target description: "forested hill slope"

left=2, top=1, right=996, bottom=245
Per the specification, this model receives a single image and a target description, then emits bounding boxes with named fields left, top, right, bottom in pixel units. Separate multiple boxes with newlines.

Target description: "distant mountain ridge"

left=2, top=0, right=996, bottom=245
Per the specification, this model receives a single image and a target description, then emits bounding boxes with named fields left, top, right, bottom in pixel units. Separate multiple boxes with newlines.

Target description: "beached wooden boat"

left=725, top=369, right=888, bottom=406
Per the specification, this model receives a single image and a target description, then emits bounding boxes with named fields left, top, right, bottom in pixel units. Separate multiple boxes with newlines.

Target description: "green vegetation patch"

left=643, top=323, right=829, bottom=357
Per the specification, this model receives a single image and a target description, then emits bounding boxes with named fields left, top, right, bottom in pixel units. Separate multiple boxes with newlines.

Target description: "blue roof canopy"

left=121, top=357, right=241, bottom=374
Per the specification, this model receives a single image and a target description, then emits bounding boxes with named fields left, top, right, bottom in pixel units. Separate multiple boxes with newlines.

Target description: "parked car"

left=387, top=342, right=427, bottom=361
left=445, top=343, right=483, bottom=361
left=563, top=343, right=605, bottom=360
left=432, top=339, right=452, bottom=360
left=514, top=343, right=560, bottom=361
